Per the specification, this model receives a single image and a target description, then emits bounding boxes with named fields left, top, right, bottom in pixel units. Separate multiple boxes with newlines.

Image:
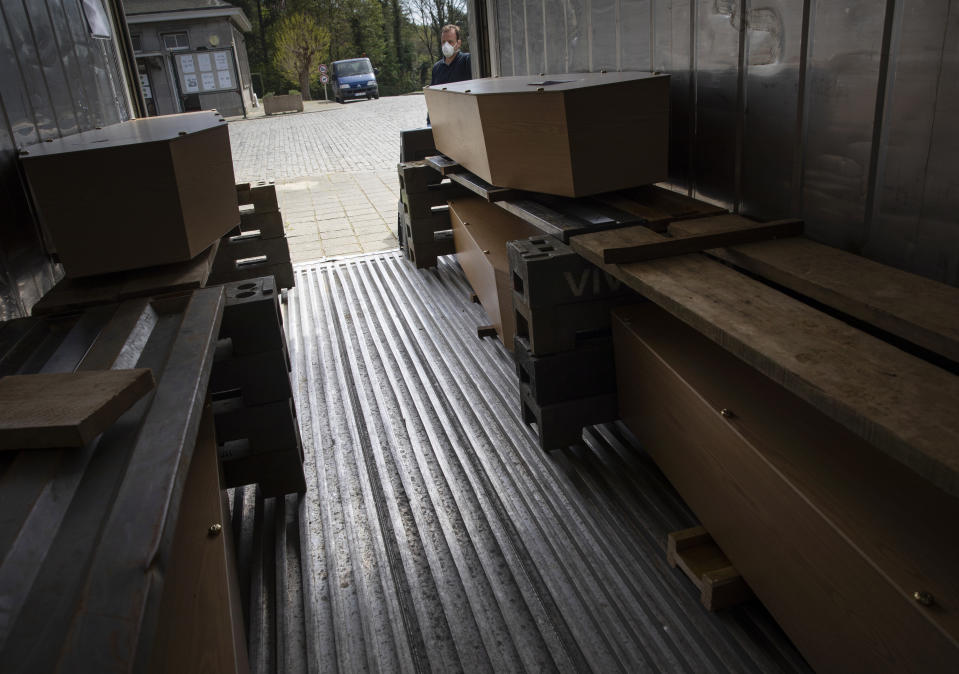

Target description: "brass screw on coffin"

left=483, top=249, right=490, bottom=255
left=913, top=591, right=934, bottom=606
left=208, top=523, right=223, bottom=537
left=720, top=408, right=735, bottom=419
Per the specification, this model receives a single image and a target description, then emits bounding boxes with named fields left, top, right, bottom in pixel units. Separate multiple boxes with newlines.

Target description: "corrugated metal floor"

left=237, top=249, right=810, bottom=673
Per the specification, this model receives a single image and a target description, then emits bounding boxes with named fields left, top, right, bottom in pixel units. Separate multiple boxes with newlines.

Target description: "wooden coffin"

left=21, top=111, right=238, bottom=278
left=449, top=196, right=542, bottom=350
left=612, top=302, right=959, bottom=673
left=425, top=72, right=669, bottom=198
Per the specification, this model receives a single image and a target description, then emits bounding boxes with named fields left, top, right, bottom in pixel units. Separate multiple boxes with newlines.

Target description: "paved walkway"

left=228, top=95, right=429, bottom=262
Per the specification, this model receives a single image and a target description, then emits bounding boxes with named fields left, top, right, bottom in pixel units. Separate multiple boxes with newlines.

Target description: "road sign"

left=320, top=74, right=329, bottom=84
left=319, top=63, right=327, bottom=74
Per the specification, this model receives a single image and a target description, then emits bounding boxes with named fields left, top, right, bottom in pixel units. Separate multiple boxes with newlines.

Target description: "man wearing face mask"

left=430, top=24, right=472, bottom=87
left=427, top=24, right=471, bottom=125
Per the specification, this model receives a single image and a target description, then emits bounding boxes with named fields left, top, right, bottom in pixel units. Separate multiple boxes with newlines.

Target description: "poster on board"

left=175, top=49, right=238, bottom=94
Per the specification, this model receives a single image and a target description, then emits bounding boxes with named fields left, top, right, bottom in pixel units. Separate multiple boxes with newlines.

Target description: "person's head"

left=441, top=24, right=461, bottom=59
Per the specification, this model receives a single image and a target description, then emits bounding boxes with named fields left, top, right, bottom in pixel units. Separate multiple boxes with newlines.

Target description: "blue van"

left=331, top=58, right=379, bottom=103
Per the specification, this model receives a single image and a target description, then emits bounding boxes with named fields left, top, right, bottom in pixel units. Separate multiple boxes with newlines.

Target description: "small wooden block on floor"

left=667, top=526, right=753, bottom=611
left=0, top=368, right=155, bottom=449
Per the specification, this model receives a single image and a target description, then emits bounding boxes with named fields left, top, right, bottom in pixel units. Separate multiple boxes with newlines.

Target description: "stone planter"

left=263, top=93, right=304, bottom=115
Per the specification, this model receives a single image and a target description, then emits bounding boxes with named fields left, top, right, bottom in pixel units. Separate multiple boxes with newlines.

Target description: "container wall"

left=487, top=0, right=959, bottom=285
left=0, top=0, right=132, bottom=319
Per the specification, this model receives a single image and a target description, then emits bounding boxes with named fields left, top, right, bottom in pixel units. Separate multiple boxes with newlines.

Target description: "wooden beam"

left=0, top=369, right=155, bottom=449
left=593, top=184, right=728, bottom=225
left=602, top=217, right=803, bottom=263
left=669, top=218, right=959, bottom=364
left=448, top=171, right=523, bottom=201
left=572, top=225, right=959, bottom=497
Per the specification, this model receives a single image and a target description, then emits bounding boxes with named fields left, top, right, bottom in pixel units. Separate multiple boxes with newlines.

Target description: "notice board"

left=175, top=49, right=238, bottom=94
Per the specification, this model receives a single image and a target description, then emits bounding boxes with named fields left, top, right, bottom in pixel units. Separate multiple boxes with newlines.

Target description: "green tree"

left=273, top=12, right=331, bottom=99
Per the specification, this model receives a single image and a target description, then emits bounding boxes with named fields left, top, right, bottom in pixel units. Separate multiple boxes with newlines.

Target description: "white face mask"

left=442, top=41, right=455, bottom=58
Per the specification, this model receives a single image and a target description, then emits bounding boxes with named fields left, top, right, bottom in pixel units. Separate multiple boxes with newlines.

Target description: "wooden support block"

left=0, top=369, right=155, bottom=449
left=425, top=154, right=466, bottom=175
left=602, top=217, right=803, bottom=264
left=477, top=325, right=497, bottom=338
left=667, top=526, right=752, bottom=611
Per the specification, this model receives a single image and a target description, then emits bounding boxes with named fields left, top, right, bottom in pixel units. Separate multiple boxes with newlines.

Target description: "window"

left=162, top=32, right=189, bottom=51
left=131, top=33, right=142, bottom=52
left=80, top=0, right=112, bottom=39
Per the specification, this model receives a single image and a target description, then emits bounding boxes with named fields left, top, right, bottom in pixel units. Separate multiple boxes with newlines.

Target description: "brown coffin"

left=612, top=302, right=959, bottom=673
left=425, top=72, right=670, bottom=198
left=449, top=197, right=542, bottom=350
left=21, top=111, right=239, bottom=278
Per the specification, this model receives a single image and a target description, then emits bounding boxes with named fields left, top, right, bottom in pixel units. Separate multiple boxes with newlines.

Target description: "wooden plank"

left=0, top=369, right=155, bottom=449
left=613, top=303, right=959, bottom=671
left=425, top=154, right=466, bottom=175
left=448, top=171, right=523, bottom=201
left=669, top=218, right=959, bottom=363
left=602, top=217, right=803, bottom=263
left=595, top=184, right=728, bottom=224
left=32, top=242, right=218, bottom=316
left=573, top=225, right=959, bottom=496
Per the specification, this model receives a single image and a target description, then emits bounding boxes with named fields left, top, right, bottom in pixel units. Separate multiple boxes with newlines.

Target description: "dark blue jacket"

left=430, top=52, right=472, bottom=86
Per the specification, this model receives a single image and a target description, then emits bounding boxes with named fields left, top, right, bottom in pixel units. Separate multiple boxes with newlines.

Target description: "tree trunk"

left=391, top=0, right=403, bottom=66
left=299, top=70, right=312, bottom=100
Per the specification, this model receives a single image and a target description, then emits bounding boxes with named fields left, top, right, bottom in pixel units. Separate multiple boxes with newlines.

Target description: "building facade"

left=124, top=0, right=253, bottom=118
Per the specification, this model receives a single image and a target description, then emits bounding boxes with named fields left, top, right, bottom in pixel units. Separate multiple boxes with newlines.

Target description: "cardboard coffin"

left=449, top=196, right=542, bottom=350
left=612, top=302, right=959, bottom=673
left=21, top=111, right=238, bottom=278
left=425, top=72, right=670, bottom=198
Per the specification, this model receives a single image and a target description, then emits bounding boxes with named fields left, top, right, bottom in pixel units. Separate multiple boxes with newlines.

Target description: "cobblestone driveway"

left=228, top=95, right=428, bottom=261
